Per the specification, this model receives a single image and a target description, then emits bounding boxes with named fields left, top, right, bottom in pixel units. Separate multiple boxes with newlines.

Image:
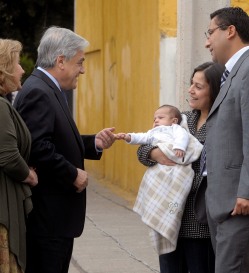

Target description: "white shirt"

left=225, top=46, right=249, bottom=72
left=127, top=124, right=189, bottom=152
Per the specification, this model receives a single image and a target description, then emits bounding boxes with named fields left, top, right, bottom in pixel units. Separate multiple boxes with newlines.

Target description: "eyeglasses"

left=205, top=24, right=227, bottom=39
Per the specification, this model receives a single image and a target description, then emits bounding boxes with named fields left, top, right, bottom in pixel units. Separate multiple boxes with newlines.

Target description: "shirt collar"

left=225, top=46, right=249, bottom=72
left=37, top=66, right=61, bottom=91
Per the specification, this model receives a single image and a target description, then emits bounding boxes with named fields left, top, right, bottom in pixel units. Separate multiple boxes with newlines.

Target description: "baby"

left=115, top=104, right=203, bottom=254
left=115, top=104, right=189, bottom=159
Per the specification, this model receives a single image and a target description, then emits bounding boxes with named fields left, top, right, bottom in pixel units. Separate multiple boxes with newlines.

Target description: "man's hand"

left=231, top=198, right=249, bottom=216
left=73, top=168, right=88, bottom=193
left=95, top=127, right=115, bottom=149
left=150, top=148, right=176, bottom=166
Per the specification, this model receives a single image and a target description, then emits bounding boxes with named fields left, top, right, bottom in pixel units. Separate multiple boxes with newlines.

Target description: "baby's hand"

left=114, top=133, right=126, bottom=140
left=114, top=133, right=131, bottom=142
left=174, top=149, right=185, bottom=158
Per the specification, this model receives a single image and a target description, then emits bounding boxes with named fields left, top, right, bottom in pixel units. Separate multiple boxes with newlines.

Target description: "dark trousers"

left=26, top=233, right=74, bottom=273
left=159, top=238, right=214, bottom=273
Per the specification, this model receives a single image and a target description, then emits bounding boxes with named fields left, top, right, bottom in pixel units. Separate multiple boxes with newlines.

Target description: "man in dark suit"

left=205, top=7, right=249, bottom=273
left=14, top=26, right=115, bottom=273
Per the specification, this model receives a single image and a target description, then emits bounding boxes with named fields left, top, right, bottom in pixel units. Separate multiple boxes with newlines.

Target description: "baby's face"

left=153, top=108, right=175, bottom=127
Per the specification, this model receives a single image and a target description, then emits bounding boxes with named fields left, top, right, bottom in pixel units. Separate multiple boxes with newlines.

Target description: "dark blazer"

left=206, top=49, right=249, bottom=223
left=14, top=68, right=101, bottom=238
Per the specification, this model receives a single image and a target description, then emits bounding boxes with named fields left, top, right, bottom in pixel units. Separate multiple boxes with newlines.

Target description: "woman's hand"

left=150, top=148, right=176, bottom=166
left=23, top=168, right=38, bottom=187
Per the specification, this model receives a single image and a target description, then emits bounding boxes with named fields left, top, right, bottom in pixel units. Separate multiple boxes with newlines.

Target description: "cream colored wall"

left=176, top=0, right=248, bottom=111
left=159, top=0, right=177, bottom=106
left=176, top=0, right=230, bottom=111
left=75, top=0, right=161, bottom=194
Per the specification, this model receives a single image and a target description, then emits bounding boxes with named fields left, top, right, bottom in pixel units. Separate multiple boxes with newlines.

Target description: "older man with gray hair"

left=14, top=26, right=115, bottom=273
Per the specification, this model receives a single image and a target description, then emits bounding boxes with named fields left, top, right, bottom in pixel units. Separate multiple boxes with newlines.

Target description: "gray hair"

left=36, top=26, right=89, bottom=68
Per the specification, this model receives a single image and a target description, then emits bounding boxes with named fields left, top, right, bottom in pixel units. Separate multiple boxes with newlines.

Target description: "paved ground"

left=68, top=177, right=160, bottom=273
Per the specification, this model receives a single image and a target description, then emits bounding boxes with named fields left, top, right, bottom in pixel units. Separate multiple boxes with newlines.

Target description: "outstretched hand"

left=114, top=133, right=131, bottom=142
left=95, top=127, right=116, bottom=149
left=114, top=133, right=126, bottom=140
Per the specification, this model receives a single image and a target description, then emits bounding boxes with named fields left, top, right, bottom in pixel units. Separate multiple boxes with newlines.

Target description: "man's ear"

left=227, top=25, right=236, bottom=40
left=57, top=55, right=65, bottom=69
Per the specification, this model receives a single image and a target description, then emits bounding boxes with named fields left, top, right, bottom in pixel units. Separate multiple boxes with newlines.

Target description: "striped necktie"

left=199, top=142, right=206, bottom=175
left=220, top=69, right=229, bottom=87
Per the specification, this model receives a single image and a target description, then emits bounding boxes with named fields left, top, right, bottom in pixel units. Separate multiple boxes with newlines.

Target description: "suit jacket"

left=14, top=68, right=102, bottom=238
left=206, top=49, right=249, bottom=222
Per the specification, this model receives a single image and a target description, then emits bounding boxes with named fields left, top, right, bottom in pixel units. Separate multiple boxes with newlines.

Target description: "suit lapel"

left=208, top=50, right=249, bottom=119
left=33, top=69, right=85, bottom=156
left=54, top=88, right=85, bottom=156
left=208, top=78, right=232, bottom=118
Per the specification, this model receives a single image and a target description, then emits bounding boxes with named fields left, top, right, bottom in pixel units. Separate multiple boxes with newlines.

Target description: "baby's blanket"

left=133, top=115, right=203, bottom=254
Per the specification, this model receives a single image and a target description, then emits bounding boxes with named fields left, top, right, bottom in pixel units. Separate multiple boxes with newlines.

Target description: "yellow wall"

left=232, top=0, right=249, bottom=13
left=159, top=0, right=177, bottom=37
left=75, top=0, right=177, bottom=194
left=74, top=0, right=247, bottom=195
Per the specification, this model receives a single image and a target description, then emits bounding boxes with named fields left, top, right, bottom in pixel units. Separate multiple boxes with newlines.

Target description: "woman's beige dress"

left=0, top=225, right=22, bottom=273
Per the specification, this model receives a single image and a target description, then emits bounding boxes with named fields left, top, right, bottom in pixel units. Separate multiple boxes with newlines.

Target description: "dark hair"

left=210, top=7, right=249, bottom=43
left=158, top=104, right=182, bottom=124
left=191, top=62, right=224, bottom=111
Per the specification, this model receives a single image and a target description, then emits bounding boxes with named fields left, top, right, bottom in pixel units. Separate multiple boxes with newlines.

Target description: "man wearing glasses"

left=204, top=7, right=249, bottom=273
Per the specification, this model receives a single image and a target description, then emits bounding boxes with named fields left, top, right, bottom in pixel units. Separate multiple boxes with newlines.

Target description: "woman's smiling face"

left=188, top=71, right=211, bottom=112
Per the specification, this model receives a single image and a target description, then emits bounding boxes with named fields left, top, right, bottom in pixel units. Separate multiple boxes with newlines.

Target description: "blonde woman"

left=0, top=39, right=38, bottom=273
